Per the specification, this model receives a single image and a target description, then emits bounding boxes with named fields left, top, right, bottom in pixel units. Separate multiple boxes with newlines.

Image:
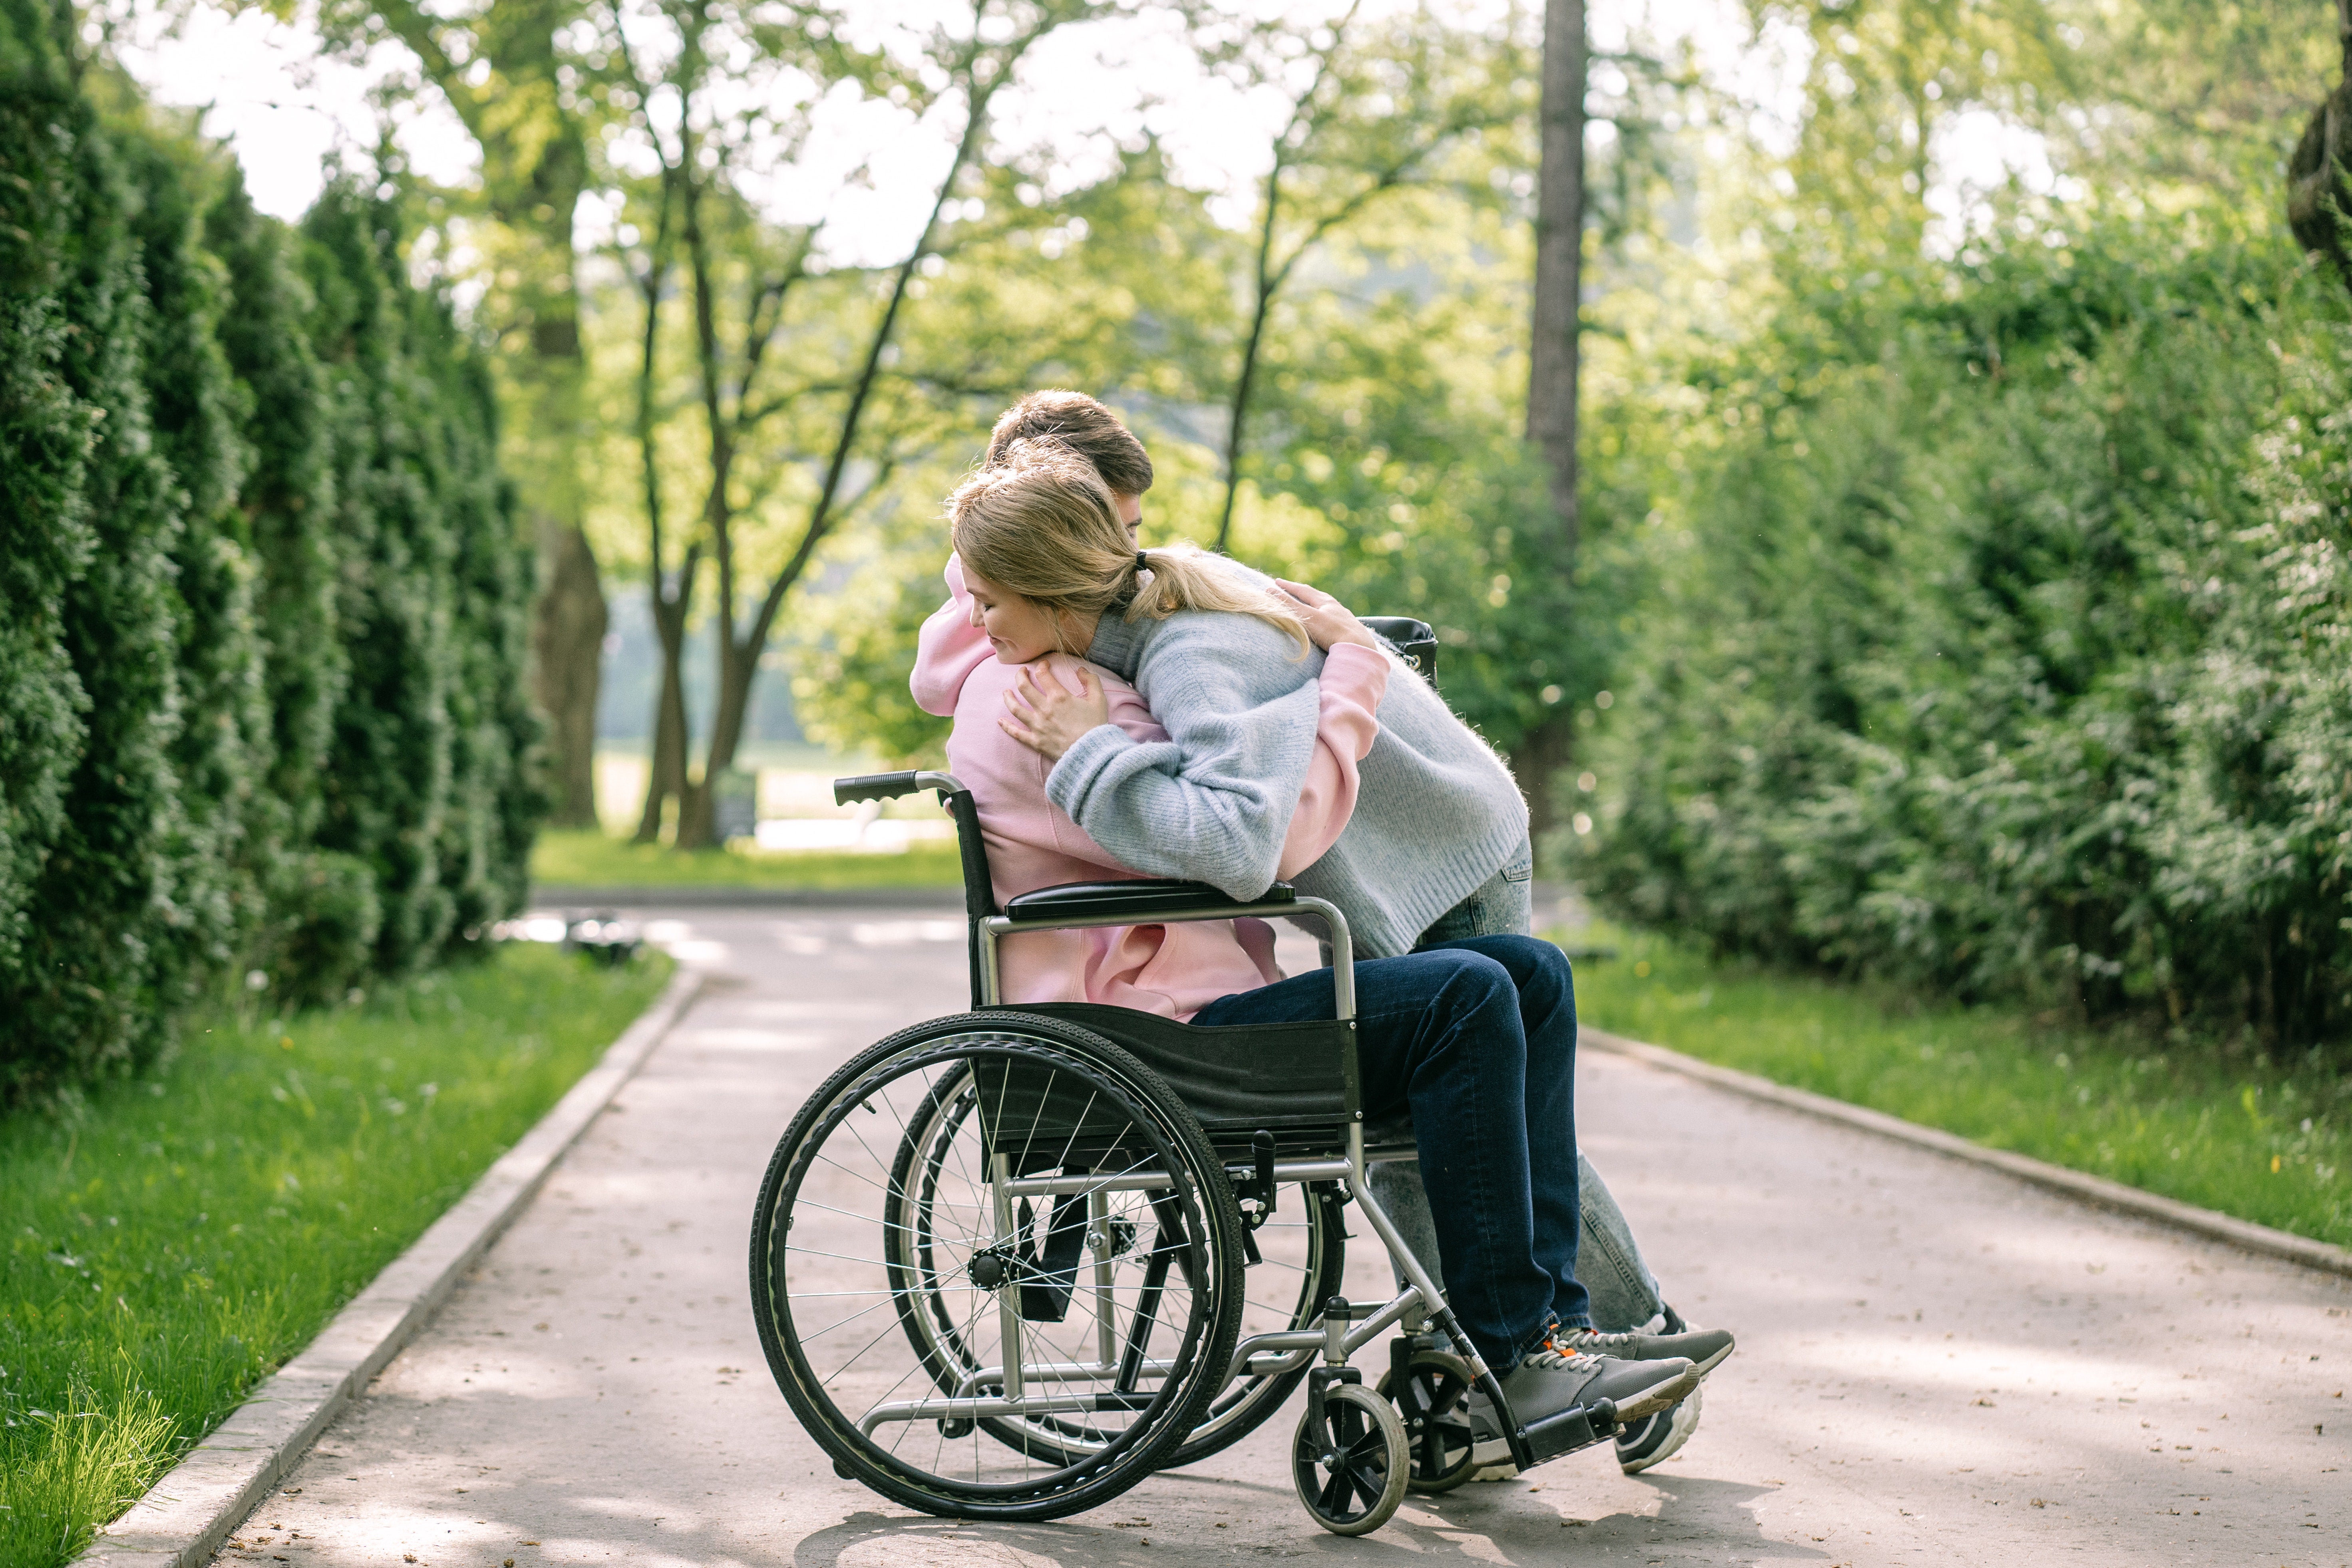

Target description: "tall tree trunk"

left=626, top=167, right=686, bottom=846
left=1512, top=0, right=1586, bottom=845
left=2288, top=0, right=2352, bottom=287
left=1528, top=0, right=1583, bottom=562
left=677, top=630, right=756, bottom=849
left=633, top=579, right=692, bottom=843
left=531, top=520, right=606, bottom=827
left=516, top=162, right=605, bottom=831
left=1216, top=189, right=1284, bottom=554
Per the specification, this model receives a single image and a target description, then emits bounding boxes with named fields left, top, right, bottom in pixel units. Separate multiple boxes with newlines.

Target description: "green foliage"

left=119, top=115, right=274, bottom=983
left=1579, top=215, right=2352, bottom=1049
left=0, top=943, right=671, bottom=1567
left=0, top=12, right=543, bottom=1101
left=1572, top=923, right=2352, bottom=1248
left=16, top=27, right=193, bottom=1094
left=206, top=169, right=344, bottom=841
left=0, top=0, right=99, bottom=1060
left=301, top=176, right=539, bottom=975
left=786, top=502, right=954, bottom=767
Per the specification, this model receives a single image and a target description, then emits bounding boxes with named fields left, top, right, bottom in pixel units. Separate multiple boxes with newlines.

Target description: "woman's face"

left=963, top=568, right=1064, bottom=664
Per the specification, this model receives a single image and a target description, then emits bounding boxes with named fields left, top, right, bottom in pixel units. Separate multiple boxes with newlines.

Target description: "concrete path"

left=211, top=909, right=2352, bottom=1568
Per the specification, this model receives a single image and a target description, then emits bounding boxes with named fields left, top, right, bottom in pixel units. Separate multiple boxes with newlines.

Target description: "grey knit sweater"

left=1046, top=574, right=1529, bottom=960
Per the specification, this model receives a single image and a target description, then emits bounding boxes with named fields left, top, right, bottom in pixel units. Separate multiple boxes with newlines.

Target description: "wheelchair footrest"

left=1519, top=1398, right=1619, bottom=1468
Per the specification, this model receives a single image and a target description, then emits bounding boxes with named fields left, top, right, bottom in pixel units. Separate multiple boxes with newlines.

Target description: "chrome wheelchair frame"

left=747, top=622, right=1615, bottom=1534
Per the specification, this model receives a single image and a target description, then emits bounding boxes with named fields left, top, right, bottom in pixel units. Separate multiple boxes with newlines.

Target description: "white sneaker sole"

left=1611, top=1365, right=1702, bottom=1422
left=1619, top=1383, right=1704, bottom=1475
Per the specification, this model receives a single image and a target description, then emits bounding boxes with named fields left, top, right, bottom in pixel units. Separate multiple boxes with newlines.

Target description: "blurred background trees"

left=13, top=0, right=2352, bottom=1088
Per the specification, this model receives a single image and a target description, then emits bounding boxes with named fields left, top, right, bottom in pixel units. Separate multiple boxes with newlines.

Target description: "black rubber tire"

left=750, top=1012, right=1246, bottom=1522
left=1293, top=1382, right=1409, bottom=1536
left=1376, top=1350, right=1479, bottom=1492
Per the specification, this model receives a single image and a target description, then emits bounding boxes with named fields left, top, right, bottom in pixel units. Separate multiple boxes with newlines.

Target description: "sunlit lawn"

left=1566, top=923, right=2352, bottom=1251
left=0, top=944, right=673, bottom=1568
left=531, top=827, right=961, bottom=890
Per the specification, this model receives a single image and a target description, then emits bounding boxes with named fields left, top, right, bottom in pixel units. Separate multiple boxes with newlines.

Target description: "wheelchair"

left=747, top=618, right=1618, bottom=1534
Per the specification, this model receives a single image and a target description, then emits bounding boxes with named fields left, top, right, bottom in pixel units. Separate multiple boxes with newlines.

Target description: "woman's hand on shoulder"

left=1000, top=658, right=1113, bottom=763
left=1275, top=579, right=1380, bottom=653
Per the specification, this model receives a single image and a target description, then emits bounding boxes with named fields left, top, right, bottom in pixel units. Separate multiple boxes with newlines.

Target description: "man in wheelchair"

left=947, top=440, right=1713, bottom=1440
left=930, top=398, right=1735, bottom=1434
left=748, top=394, right=1734, bottom=1535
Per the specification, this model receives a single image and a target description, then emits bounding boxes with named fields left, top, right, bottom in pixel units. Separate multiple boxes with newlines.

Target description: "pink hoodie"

left=915, top=556, right=1389, bottom=1021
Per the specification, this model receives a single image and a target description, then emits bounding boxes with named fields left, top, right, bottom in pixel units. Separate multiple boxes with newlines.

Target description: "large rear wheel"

left=750, top=1012, right=1246, bottom=1521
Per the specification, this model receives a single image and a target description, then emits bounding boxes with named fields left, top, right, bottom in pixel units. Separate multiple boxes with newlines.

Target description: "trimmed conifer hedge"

left=0, top=0, right=542, bottom=1102
left=1577, top=218, right=2352, bottom=1051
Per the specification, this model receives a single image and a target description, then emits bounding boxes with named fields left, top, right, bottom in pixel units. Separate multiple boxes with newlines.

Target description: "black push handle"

left=1358, top=616, right=1439, bottom=689
left=834, top=771, right=931, bottom=806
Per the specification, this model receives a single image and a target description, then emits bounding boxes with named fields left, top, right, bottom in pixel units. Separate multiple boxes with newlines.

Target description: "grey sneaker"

left=1557, top=1323, right=1736, bottom=1379
left=1477, top=1340, right=1698, bottom=1429
left=1615, top=1382, right=1704, bottom=1473
left=1460, top=1336, right=1701, bottom=1478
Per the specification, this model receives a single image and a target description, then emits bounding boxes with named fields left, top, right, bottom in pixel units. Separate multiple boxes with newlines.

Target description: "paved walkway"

left=213, top=908, right=2352, bottom=1568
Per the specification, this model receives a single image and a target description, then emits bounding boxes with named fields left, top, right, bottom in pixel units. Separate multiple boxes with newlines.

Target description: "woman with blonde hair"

left=919, top=437, right=1393, bottom=1018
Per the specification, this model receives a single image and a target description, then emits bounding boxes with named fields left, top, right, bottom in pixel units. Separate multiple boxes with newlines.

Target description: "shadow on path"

left=788, top=1468, right=1817, bottom=1566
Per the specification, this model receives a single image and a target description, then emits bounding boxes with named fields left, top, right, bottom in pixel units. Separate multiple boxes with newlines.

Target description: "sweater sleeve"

left=910, top=554, right=992, bottom=718
left=1045, top=620, right=1323, bottom=901
left=1274, top=642, right=1390, bottom=879
left=1041, top=658, right=1170, bottom=875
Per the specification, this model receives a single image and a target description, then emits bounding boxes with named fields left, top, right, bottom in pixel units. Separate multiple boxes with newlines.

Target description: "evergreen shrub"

left=1579, top=218, right=2352, bottom=1051
left=0, top=3, right=543, bottom=1101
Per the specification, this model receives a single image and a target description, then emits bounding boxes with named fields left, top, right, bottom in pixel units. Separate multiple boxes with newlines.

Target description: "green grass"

left=1565, top=924, right=2352, bottom=1251
left=531, top=827, right=962, bottom=890
left=0, top=944, right=673, bottom=1568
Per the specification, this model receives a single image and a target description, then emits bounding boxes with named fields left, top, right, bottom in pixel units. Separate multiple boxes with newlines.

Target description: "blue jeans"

left=1377, top=1151, right=1663, bottom=1333
left=1373, top=856, right=1665, bottom=1334
left=1193, top=934, right=1588, bottom=1368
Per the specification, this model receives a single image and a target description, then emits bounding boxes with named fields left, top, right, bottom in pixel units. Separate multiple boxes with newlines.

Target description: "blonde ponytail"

left=948, top=440, right=1309, bottom=655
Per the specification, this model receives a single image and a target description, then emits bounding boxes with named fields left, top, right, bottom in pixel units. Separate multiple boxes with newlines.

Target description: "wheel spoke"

left=765, top=1030, right=1236, bottom=1504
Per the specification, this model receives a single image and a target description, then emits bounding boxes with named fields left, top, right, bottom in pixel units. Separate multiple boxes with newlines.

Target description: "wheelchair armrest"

left=1004, top=879, right=1296, bottom=922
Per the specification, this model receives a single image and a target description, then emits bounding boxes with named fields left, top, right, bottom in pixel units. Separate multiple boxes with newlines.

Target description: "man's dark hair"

left=984, top=390, right=1153, bottom=495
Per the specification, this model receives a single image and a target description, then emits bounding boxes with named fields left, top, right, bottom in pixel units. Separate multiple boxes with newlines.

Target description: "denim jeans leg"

left=1377, top=1153, right=1663, bottom=1335
left=1575, top=1153, right=1665, bottom=1332
left=1417, top=935, right=1592, bottom=1333
left=1404, top=865, right=1670, bottom=1333
left=1193, top=947, right=1559, bottom=1369
left=1368, top=1159, right=1440, bottom=1292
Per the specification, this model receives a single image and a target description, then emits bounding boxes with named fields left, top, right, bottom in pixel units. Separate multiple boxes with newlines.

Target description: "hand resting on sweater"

left=999, top=660, right=1111, bottom=761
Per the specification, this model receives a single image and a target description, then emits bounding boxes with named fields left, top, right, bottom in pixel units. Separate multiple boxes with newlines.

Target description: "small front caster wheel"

left=1376, top=1350, right=1480, bottom=1493
left=1292, top=1382, right=1409, bottom=1535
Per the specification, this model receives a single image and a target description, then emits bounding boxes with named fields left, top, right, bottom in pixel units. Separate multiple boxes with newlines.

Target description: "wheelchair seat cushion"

left=1361, top=1107, right=1417, bottom=1158
left=984, top=1002, right=1355, bottom=1157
